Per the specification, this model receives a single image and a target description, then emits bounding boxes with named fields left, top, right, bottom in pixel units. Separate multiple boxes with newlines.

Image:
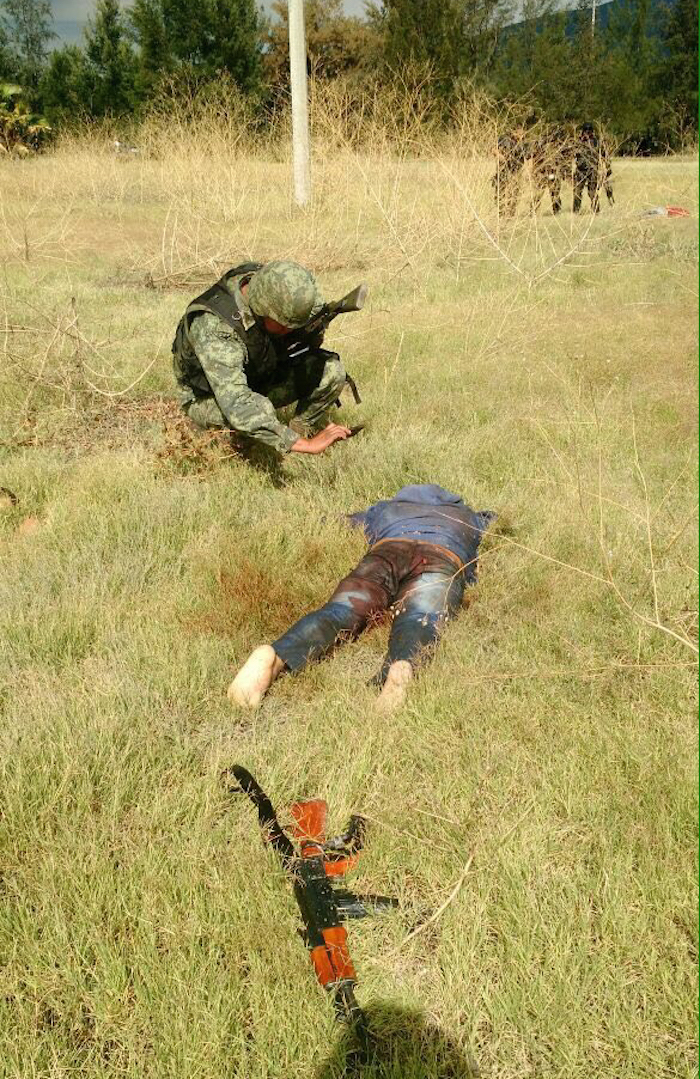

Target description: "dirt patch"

left=2, top=393, right=244, bottom=472
left=186, top=557, right=312, bottom=639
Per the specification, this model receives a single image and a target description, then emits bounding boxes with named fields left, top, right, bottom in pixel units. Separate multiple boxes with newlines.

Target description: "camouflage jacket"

left=575, top=135, right=611, bottom=176
left=173, top=270, right=324, bottom=454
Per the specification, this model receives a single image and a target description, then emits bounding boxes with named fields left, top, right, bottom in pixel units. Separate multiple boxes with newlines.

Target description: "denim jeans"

left=272, top=540, right=467, bottom=685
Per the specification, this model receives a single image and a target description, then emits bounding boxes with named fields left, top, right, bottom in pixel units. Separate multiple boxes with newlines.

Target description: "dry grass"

left=0, top=90, right=697, bottom=1078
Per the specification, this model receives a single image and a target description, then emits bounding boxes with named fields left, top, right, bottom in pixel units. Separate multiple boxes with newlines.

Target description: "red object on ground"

left=666, top=205, right=690, bottom=217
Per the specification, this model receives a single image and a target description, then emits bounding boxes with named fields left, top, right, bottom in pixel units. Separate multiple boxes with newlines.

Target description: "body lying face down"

left=228, top=485, right=496, bottom=714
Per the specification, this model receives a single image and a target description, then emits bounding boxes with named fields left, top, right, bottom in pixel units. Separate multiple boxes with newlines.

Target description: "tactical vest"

left=172, top=262, right=284, bottom=380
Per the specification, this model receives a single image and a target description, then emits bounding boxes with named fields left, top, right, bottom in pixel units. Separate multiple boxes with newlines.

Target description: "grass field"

left=0, top=117, right=697, bottom=1079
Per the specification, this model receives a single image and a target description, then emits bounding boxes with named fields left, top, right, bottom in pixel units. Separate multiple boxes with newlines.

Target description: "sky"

left=50, top=0, right=368, bottom=46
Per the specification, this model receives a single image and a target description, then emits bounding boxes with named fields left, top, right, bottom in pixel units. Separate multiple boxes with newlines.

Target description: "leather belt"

left=369, top=537, right=466, bottom=571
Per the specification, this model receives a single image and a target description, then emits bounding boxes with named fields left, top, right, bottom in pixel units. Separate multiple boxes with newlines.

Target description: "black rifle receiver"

left=286, top=283, right=368, bottom=360
left=286, top=284, right=368, bottom=407
left=224, top=765, right=397, bottom=1040
left=305, top=283, right=368, bottom=340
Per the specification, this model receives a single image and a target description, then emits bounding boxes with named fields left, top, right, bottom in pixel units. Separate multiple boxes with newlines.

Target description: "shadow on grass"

left=157, top=406, right=288, bottom=488
left=315, top=1002, right=480, bottom=1079
left=235, top=437, right=288, bottom=489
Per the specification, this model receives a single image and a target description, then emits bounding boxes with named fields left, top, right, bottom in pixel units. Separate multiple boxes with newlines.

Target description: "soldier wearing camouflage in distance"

left=172, top=260, right=350, bottom=455
left=573, top=124, right=614, bottom=213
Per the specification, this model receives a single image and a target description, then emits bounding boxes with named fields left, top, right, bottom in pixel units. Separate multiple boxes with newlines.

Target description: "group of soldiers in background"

left=493, top=118, right=614, bottom=218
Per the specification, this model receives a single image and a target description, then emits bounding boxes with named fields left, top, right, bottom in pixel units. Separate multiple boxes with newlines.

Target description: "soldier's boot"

left=376, top=660, right=413, bottom=714
left=228, top=645, right=286, bottom=708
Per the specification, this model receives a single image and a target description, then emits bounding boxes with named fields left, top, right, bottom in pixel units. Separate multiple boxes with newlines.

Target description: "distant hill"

left=503, top=0, right=675, bottom=39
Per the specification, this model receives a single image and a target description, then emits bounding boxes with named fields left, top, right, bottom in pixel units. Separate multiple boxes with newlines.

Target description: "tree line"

left=0, top=0, right=697, bottom=151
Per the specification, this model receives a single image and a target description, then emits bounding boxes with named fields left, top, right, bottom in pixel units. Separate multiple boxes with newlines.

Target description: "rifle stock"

left=224, top=764, right=396, bottom=1038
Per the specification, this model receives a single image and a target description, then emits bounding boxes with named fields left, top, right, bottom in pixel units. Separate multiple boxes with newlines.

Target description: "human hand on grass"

left=291, top=423, right=352, bottom=455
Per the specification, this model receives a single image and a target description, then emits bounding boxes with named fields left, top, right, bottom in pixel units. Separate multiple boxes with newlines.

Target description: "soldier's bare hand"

left=291, top=423, right=352, bottom=455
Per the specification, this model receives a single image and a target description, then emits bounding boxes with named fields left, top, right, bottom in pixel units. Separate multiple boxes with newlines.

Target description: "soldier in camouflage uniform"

left=529, top=126, right=573, bottom=216
left=492, top=131, right=528, bottom=217
left=573, top=123, right=614, bottom=214
left=172, top=260, right=352, bottom=456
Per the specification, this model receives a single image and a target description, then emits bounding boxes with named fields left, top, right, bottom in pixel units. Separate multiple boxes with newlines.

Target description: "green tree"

left=595, top=0, right=662, bottom=147
left=492, top=0, right=566, bottom=107
left=129, top=0, right=263, bottom=96
left=380, top=0, right=461, bottom=74
left=128, top=0, right=169, bottom=98
left=39, top=44, right=89, bottom=120
left=0, top=0, right=54, bottom=88
left=0, top=18, right=15, bottom=79
left=264, top=0, right=381, bottom=97
left=459, top=0, right=514, bottom=76
left=83, top=0, right=136, bottom=115
left=369, top=0, right=512, bottom=96
left=211, top=0, right=264, bottom=90
left=657, top=0, right=698, bottom=146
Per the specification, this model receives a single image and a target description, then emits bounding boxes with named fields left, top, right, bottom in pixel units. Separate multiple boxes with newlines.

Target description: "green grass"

left=0, top=138, right=697, bottom=1078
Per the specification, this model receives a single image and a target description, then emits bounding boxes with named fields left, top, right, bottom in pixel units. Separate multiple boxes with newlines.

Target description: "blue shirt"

left=348, top=485, right=495, bottom=580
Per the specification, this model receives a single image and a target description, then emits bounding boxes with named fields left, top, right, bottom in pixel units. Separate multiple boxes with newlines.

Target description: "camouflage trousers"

left=493, top=167, right=522, bottom=217
left=531, top=169, right=563, bottom=215
left=272, top=540, right=467, bottom=686
left=573, top=166, right=612, bottom=212
left=184, top=349, right=346, bottom=437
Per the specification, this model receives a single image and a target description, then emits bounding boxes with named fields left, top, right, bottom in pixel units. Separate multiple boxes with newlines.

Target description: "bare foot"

left=376, top=660, right=413, bottom=714
left=16, top=516, right=40, bottom=536
left=227, top=645, right=284, bottom=709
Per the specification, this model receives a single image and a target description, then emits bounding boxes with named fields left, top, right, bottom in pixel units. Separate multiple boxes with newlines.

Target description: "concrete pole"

left=288, top=0, right=311, bottom=206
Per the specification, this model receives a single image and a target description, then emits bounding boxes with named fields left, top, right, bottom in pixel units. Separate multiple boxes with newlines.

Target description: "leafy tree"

left=129, top=0, right=263, bottom=96
left=376, top=0, right=463, bottom=82
left=0, top=0, right=54, bottom=88
left=0, top=19, right=15, bottom=79
left=592, top=0, right=662, bottom=146
left=128, top=0, right=170, bottom=98
left=38, top=44, right=89, bottom=120
left=459, top=0, right=515, bottom=75
left=369, top=0, right=512, bottom=96
left=264, top=0, right=381, bottom=97
left=83, top=0, right=137, bottom=115
left=657, top=0, right=698, bottom=145
left=211, top=0, right=264, bottom=90
left=0, top=80, right=52, bottom=150
left=492, top=0, right=573, bottom=112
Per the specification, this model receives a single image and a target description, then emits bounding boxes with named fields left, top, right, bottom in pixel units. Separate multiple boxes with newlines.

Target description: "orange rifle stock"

left=224, top=765, right=397, bottom=1038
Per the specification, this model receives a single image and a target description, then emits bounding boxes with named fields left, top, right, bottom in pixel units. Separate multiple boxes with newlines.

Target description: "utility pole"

left=288, top=0, right=311, bottom=206
left=591, top=0, right=597, bottom=33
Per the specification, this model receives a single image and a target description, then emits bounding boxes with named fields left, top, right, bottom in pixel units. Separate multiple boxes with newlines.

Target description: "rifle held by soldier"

left=286, top=283, right=368, bottom=406
left=286, top=283, right=368, bottom=357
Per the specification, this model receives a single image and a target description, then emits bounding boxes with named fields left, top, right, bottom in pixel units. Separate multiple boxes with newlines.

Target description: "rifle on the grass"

left=224, top=765, right=397, bottom=1037
left=286, top=283, right=368, bottom=405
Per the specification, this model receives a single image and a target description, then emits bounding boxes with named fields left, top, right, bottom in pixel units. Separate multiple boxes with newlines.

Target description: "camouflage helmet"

left=247, top=260, right=317, bottom=329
